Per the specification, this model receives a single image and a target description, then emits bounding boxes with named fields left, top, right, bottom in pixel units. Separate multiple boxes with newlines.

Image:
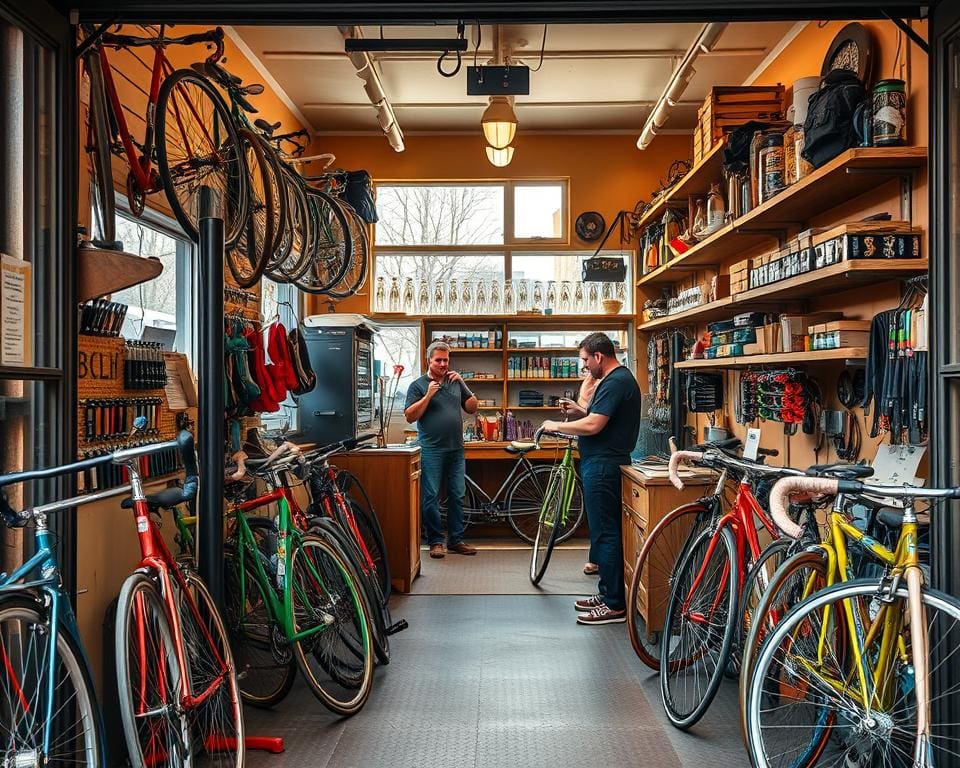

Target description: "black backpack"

left=342, top=170, right=379, bottom=224
left=801, top=70, right=866, bottom=169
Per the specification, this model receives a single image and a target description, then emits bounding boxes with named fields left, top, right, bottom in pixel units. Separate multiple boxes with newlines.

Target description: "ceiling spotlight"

left=485, top=144, right=515, bottom=167
left=481, top=96, right=518, bottom=150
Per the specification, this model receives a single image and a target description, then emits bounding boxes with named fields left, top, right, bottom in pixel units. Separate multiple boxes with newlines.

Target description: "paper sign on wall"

left=1, top=254, right=33, bottom=367
left=743, top=428, right=762, bottom=461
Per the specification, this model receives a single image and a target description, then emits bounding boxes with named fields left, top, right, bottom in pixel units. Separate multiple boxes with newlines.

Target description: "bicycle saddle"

left=807, top=463, right=874, bottom=480
left=874, top=507, right=930, bottom=530
left=120, top=485, right=190, bottom=511
left=254, top=118, right=282, bottom=136
left=506, top=441, right=536, bottom=454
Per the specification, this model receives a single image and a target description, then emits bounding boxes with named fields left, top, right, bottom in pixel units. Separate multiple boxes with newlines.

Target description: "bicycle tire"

left=255, top=132, right=288, bottom=269
left=225, top=127, right=276, bottom=288
left=324, top=201, right=369, bottom=299
left=288, top=535, right=374, bottom=716
left=0, top=595, right=104, bottom=767
left=115, top=572, right=192, bottom=768
left=293, top=189, right=352, bottom=294
left=83, top=51, right=118, bottom=249
left=627, top=501, right=713, bottom=670
left=738, top=546, right=828, bottom=754
left=746, top=579, right=960, bottom=768
left=507, top=464, right=585, bottom=544
left=173, top=568, right=244, bottom=768
left=268, top=167, right=312, bottom=280
left=336, top=468, right=391, bottom=602
left=529, top=467, right=565, bottom=585
left=223, top=542, right=298, bottom=708
left=659, top=525, right=738, bottom=730
left=155, top=69, right=248, bottom=248
left=734, top=538, right=794, bottom=670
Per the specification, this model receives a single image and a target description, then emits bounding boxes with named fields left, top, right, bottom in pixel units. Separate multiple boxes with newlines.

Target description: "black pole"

left=197, top=200, right=225, bottom=608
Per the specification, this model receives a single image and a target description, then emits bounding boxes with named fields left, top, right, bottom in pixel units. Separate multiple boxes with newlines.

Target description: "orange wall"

left=303, top=131, right=691, bottom=315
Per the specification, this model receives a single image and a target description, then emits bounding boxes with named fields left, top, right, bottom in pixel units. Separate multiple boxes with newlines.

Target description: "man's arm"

left=404, top=381, right=439, bottom=423
left=448, top=372, right=479, bottom=415
left=542, top=412, right=609, bottom=436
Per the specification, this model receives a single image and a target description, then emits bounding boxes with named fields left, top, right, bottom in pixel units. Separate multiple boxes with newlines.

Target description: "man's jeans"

left=420, top=447, right=467, bottom=546
left=580, top=456, right=626, bottom=611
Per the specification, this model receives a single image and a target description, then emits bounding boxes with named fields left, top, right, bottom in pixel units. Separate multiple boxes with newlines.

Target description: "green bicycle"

left=224, top=482, right=374, bottom=716
left=528, top=426, right=581, bottom=585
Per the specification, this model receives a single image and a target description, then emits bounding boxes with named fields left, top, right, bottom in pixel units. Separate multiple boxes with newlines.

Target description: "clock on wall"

left=821, top=22, right=874, bottom=86
left=575, top=211, right=605, bottom=242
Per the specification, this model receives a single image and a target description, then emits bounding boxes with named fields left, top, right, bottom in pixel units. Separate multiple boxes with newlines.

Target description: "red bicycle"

left=78, top=23, right=248, bottom=250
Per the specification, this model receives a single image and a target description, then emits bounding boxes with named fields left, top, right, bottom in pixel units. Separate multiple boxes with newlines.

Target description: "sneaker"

left=447, top=542, right=477, bottom=555
left=574, top=594, right=604, bottom=612
left=576, top=604, right=627, bottom=625
left=429, top=543, right=446, bottom=559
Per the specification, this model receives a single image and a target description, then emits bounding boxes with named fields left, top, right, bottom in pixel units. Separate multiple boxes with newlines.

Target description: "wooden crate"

left=698, top=85, right=786, bottom=158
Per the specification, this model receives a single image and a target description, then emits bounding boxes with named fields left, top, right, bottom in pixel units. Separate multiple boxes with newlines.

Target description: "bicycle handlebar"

left=668, top=447, right=804, bottom=491
left=770, top=475, right=960, bottom=539
left=533, top=426, right=577, bottom=448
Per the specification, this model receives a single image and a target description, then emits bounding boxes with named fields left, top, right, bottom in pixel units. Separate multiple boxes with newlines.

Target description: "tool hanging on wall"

left=739, top=368, right=822, bottom=436
left=829, top=368, right=865, bottom=460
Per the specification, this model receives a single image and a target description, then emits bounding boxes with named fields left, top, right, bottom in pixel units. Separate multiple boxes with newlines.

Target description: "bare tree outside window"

left=375, top=185, right=504, bottom=246
left=112, top=215, right=180, bottom=339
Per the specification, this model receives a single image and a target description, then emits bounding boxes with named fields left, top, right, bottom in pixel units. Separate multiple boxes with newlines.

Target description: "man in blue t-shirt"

left=543, top=332, right=640, bottom=625
left=404, top=341, right=480, bottom=559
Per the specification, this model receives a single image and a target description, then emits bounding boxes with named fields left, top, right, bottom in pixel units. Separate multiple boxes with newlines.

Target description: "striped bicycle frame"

left=541, top=444, right=578, bottom=529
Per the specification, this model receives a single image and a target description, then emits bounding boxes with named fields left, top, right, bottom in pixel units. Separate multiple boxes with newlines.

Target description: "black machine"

left=297, top=322, right=374, bottom=445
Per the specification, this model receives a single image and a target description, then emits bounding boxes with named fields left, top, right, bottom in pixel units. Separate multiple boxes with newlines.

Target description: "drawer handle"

left=411, top=470, right=421, bottom=480
left=632, top=488, right=640, bottom=498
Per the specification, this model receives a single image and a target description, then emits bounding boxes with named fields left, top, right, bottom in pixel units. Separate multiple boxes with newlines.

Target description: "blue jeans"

left=580, top=456, right=627, bottom=611
left=420, top=447, right=467, bottom=546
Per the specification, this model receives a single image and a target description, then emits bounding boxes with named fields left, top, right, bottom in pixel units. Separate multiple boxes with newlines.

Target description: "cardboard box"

left=808, top=320, right=872, bottom=335
left=742, top=323, right=782, bottom=355
left=708, top=274, right=731, bottom=302
left=1, top=253, right=33, bottom=367
left=781, top=312, right=843, bottom=352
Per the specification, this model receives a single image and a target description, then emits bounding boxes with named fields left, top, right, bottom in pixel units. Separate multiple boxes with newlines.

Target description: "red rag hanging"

left=245, top=324, right=281, bottom=413
left=266, top=321, right=299, bottom=400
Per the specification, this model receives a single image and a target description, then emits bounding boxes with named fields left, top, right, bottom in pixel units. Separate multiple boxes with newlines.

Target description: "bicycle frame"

left=541, top=444, right=577, bottom=527
left=465, top=453, right=538, bottom=511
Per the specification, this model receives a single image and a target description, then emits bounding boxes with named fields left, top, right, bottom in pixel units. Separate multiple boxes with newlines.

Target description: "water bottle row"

left=375, top=276, right=627, bottom=315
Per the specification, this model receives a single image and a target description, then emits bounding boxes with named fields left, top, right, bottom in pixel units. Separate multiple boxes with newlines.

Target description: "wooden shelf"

left=78, top=246, right=163, bottom=302
left=674, top=348, right=868, bottom=369
left=639, top=259, right=928, bottom=330
left=448, top=348, right=503, bottom=353
left=508, top=406, right=564, bottom=410
left=506, top=347, right=579, bottom=353
left=406, top=314, right=629, bottom=325
left=462, top=378, right=504, bottom=383
left=508, top=377, right=582, bottom=382
left=637, top=146, right=927, bottom=288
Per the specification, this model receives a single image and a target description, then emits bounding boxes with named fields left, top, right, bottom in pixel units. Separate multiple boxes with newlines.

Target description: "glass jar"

left=533, top=281, right=544, bottom=310
left=475, top=281, right=487, bottom=315
left=517, top=280, right=529, bottom=311
left=489, top=279, right=501, bottom=313
left=547, top=281, right=557, bottom=312
left=706, top=181, right=726, bottom=232
left=447, top=279, right=459, bottom=314
left=588, top=282, right=599, bottom=312
left=559, top=281, right=572, bottom=314
left=503, top=279, right=515, bottom=314
left=433, top=281, right=445, bottom=314
left=783, top=126, right=797, bottom=186
left=375, top=276, right=386, bottom=312
left=759, top=132, right=786, bottom=204
left=460, top=281, right=473, bottom=314
left=388, top=277, right=401, bottom=312
left=574, top=281, right=585, bottom=313
left=418, top=279, right=430, bottom=314
left=794, top=125, right=814, bottom=181
left=402, top=277, right=415, bottom=314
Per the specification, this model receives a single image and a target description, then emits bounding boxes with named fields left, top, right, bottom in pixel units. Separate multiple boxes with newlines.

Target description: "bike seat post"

left=123, top=459, right=146, bottom=505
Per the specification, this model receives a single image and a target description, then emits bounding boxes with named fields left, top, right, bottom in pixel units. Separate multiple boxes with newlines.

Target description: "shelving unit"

left=674, top=348, right=868, bottom=369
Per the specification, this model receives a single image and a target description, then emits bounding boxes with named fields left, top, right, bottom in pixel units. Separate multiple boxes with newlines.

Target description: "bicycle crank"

left=270, top=624, right=293, bottom=665
left=386, top=619, right=409, bottom=636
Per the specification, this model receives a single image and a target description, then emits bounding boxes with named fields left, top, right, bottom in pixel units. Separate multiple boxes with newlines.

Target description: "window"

left=512, top=251, right=631, bottom=314
left=513, top=183, right=565, bottom=240
left=260, top=278, right=302, bottom=432
left=108, top=209, right=195, bottom=360
left=373, top=325, right=421, bottom=414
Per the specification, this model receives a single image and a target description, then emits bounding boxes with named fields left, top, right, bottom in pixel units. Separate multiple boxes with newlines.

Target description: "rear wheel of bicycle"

left=529, top=468, right=566, bottom=585
left=660, top=525, right=738, bottom=730
left=269, top=167, right=312, bottom=279
left=83, top=52, right=118, bottom=249
left=336, top=469, right=391, bottom=602
left=627, top=502, right=712, bottom=670
left=324, top=201, right=369, bottom=299
left=173, top=568, right=244, bottom=768
left=156, top=69, right=248, bottom=248
left=293, top=189, right=352, bottom=293
left=746, top=580, right=960, bottom=768
left=0, top=595, right=103, bottom=766
left=738, top=548, right=829, bottom=750
left=225, top=127, right=276, bottom=288
left=288, top=536, right=374, bottom=716
left=116, top=572, right=192, bottom=768
left=508, top=464, right=584, bottom=544
left=223, top=545, right=297, bottom=708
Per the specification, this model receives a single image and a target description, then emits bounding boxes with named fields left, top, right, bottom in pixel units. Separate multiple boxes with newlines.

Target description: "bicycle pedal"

left=385, top=619, right=408, bottom=635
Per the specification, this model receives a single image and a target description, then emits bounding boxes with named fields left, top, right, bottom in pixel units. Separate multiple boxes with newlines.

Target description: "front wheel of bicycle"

left=745, top=579, right=960, bottom=768
left=155, top=69, right=248, bottom=248
left=529, top=468, right=566, bottom=585
left=173, top=568, right=244, bottom=768
left=0, top=595, right=103, bottom=766
left=508, top=464, right=584, bottom=544
left=288, top=536, right=374, bottom=716
left=660, top=525, right=738, bottom=730
left=627, top=501, right=713, bottom=670
left=116, top=572, right=192, bottom=768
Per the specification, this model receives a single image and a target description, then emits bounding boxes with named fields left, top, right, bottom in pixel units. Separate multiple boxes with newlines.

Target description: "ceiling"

left=231, top=21, right=800, bottom=139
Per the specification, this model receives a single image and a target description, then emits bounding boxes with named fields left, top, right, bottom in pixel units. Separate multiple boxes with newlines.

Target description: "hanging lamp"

left=481, top=96, right=518, bottom=149
left=485, top=144, right=515, bottom=167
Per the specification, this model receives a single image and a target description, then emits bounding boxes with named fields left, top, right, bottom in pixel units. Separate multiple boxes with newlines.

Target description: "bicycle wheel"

left=293, top=189, right=351, bottom=294
left=223, top=544, right=297, bottom=707
left=324, top=201, right=369, bottom=299
left=225, top=127, right=276, bottom=288
left=268, top=167, right=312, bottom=279
left=529, top=468, right=565, bottom=585
left=659, top=525, right=738, bottom=729
left=746, top=579, right=960, bottom=768
left=736, top=538, right=794, bottom=665
left=288, top=536, right=374, bottom=716
left=155, top=69, right=248, bottom=248
left=627, top=501, right=713, bottom=670
left=83, top=51, right=118, bottom=249
left=116, top=572, right=191, bottom=768
left=0, top=595, right=103, bottom=766
left=507, top=464, right=585, bottom=544
left=336, top=469, right=391, bottom=602
left=173, top=568, right=244, bottom=768
left=738, top=547, right=829, bottom=753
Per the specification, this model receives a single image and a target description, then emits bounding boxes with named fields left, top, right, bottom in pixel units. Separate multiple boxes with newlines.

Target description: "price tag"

left=744, top=428, right=762, bottom=461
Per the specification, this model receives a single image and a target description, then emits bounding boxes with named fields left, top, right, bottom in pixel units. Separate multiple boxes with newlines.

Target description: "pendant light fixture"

left=481, top=96, right=518, bottom=149
left=485, top=144, right=515, bottom=167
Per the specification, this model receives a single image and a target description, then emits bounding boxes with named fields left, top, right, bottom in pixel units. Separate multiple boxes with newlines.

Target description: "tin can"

left=872, top=79, right=907, bottom=146
left=759, top=132, right=785, bottom=204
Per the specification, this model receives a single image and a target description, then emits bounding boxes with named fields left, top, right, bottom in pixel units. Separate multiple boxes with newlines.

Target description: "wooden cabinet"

left=334, top=447, right=422, bottom=593
left=621, top=466, right=711, bottom=633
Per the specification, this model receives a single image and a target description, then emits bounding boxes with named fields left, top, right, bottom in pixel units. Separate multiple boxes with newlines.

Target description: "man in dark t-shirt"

left=543, top=332, right=640, bottom=624
left=404, top=341, right=479, bottom=559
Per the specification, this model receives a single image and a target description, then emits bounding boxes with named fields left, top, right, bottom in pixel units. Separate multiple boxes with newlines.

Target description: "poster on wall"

left=0, top=253, right=33, bottom=367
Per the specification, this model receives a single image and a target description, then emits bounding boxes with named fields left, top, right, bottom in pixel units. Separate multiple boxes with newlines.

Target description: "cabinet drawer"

left=621, top=477, right=648, bottom=527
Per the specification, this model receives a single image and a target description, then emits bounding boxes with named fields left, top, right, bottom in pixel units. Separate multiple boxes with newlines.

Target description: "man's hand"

left=446, top=370, right=464, bottom=385
left=426, top=380, right=442, bottom=398
left=542, top=420, right=560, bottom=433
left=558, top=398, right=586, bottom=418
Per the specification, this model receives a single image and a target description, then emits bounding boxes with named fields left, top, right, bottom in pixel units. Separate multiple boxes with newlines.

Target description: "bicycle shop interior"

left=2, top=0, right=960, bottom=766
